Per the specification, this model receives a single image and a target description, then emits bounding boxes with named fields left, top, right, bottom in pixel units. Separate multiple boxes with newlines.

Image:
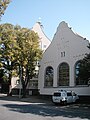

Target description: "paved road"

left=0, top=94, right=90, bottom=120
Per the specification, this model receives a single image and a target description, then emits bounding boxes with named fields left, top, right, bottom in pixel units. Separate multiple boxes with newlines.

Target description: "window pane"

left=58, top=63, right=69, bottom=86
left=75, top=61, right=88, bottom=85
left=67, top=92, right=72, bottom=96
left=44, top=66, right=53, bottom=87
left=54, top=93, right=61, bottom=96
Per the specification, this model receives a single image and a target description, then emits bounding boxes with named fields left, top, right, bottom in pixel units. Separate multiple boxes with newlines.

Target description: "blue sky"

left=1, top=0, right=90, bottom=41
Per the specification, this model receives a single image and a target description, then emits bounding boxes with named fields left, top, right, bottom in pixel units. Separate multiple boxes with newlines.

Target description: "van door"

left=67, top=92, right=73, bottom=103
left=52, top=92, right=61, bottom=103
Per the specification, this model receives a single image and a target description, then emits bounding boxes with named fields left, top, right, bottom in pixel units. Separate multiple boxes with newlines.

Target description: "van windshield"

left=54, top=93, right=61, bottom=96
left=61, top=92, right=67, bottom=97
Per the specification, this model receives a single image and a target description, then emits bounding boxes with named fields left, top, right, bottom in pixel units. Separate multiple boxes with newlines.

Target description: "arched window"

left=58, top=62, right=69, bottom=86
left=75, top=61, right=88, bottom=85
left=75, top=61, right=80, bottom=85
left=44, top=66, right=53, bottom=87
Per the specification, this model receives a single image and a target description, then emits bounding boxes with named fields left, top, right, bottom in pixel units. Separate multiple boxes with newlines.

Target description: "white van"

left=52, top=90, right=79, bottom=105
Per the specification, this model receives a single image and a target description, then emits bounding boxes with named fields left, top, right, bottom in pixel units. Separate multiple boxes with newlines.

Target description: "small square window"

left=43, top=45, right=47, bottom=48
left=61, top=51, right=65, bottom=57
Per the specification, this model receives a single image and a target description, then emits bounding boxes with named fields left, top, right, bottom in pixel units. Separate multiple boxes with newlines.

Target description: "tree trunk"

left=7, top=71, right=12, bottom=96
left=20, top=66, right=27, bottom=98
left=22, top=66, right=29, bottom=98
left=22, top=82, right=27, bottom=98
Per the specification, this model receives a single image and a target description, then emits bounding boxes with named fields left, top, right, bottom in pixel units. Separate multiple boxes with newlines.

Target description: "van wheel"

left=76, top=99, right=79, bottom=103
left=54, top=103, right=58, bottom=105
left=63, top=101, right=67, bottom=105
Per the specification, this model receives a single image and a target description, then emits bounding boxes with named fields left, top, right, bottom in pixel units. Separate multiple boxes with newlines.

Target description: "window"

left=29, top=80, right=38, bottom=87
left=44, top=66, right=53, bottom=87
left=43, top=45, right=47, bottom=48
left=75, top=61, right=88, bottom=85
left=75, top=62, right=80, bottom=85
left=58, top=62, right=69, bottom=86
left=67, top=92, right=72, bottom=96
left=61, top=51, right=65, bottom=57
left=54, top=93, right=61, bottom=96
left=16, top=79, right=20, bottom=85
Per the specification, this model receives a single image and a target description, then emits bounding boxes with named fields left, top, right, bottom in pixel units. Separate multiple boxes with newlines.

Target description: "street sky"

left=1, top=0, right=90, bottom=41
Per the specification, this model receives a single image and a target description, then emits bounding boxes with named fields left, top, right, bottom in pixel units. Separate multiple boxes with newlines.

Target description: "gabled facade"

left=38, top=21, right=90, bottom=96
left=32, top=22, right=51, bottom=52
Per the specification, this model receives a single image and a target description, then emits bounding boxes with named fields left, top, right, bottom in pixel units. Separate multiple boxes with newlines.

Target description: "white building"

left=38, top=21, right=90, bottom=96
left=32, top=21, right=51, bottom=52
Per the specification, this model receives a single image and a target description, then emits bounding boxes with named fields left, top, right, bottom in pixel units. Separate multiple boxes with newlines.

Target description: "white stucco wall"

left=32, top=22, right=51, bottom=52
left=38, top=21, right=90, bottom=96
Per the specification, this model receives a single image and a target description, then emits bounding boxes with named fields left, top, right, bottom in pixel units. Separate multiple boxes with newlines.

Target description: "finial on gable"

left=37, top=17, right=42, bottom=24
left=37, top=17, right=43, bottom=28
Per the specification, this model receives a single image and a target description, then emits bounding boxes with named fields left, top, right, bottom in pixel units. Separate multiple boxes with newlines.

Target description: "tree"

left=0, top=0, right=11, bottom=20
left=0, top=23, right=20, bottom=95
left=15, top=27, right=42, bottom=97
left=0, top=68, right=4, bottom=85
left=0, top=23, right=42, bottom=97
left=78, top=43, right=90, bottom=85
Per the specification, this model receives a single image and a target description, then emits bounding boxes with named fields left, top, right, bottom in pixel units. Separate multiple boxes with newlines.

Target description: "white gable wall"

left=32, top=22, right=51, bottom=52
left=38, top=21, right=90, bottom=96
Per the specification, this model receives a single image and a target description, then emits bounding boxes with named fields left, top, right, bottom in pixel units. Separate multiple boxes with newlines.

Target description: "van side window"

left=72, top=92, right=76, bottom=96
left=54, top=93, right=61, bottom=96
left=67, top=92, right=72, bottom=96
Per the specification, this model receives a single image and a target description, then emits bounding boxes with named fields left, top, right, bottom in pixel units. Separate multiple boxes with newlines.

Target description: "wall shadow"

left=2, top=102, right=90, bottom=119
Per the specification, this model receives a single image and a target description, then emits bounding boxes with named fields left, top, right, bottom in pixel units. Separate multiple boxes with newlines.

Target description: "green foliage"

left=78, top=43, right=90, bottom=84
left=0, top=23, right=42, bottom=96
left=0, top=24, right=20, bottom=61
left=0, top=0, right=11, bottom=20
left=15, top=27, right=42, bottom=97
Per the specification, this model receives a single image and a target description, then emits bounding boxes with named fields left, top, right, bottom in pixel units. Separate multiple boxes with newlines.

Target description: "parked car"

left=52, top=90, right=79, bottom=105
